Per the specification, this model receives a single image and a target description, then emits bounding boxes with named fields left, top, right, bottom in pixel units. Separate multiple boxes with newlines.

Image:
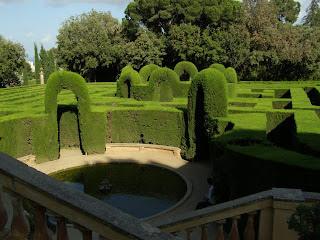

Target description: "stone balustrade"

left=0, top=152, right=178, bottom=240
left=155, top=188, right=320, bottom=240
left=1, top=150, right=320, bottom=240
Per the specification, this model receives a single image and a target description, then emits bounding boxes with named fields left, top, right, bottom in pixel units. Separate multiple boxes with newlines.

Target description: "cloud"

left=44, top=0, right=131, bottom=7
left=0, top=0, right=24, bottom=6
left=25, top=32, right=36, bottom=39
left=41, top=34, right=54, bottom=44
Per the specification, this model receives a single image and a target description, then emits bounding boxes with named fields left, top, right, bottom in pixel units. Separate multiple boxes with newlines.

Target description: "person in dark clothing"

left=196, top=177, right=215, bottom=210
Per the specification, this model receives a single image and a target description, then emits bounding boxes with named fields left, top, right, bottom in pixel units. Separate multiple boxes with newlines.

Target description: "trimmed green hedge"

left=121, top=65, right=134, bottom=74
left=209, top=63, right=226, bottom=73
left=116, top=70, right=142, bottom=98
left=0, top=118, right=33, bottom=158
left=139, top=64, right=160, bottom=83
left=109, top=109, right=187, bottom=153
left=266, top=111, right=298, bottom=150
left=39, top=71, right=106, bottom=162
left=187, top=68, right=228, bottom=159
left=149, top=68, right=181, bottom=101
left=174, top=61, right=198, bottom=82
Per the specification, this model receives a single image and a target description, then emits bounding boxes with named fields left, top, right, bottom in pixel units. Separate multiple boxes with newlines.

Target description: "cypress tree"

left=40, top=44, right=48, bottom=83
left=304, top=0, right=320, bottom=27
left=34, top=43, right=40, bottom=84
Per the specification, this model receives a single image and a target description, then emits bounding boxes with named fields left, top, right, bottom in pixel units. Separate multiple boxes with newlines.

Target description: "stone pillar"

left=40, top=68, right=44, bottom=85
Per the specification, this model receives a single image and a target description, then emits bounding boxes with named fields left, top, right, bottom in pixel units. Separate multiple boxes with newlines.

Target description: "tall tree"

left=304, top=0, right=320, bottom=27
left=0, top=35, right=25, bottom=87
left=39, top=44, right=48, bottom=82
left=123, top=0, right=243, bottom=38
left=57, top=10, right=124, bottom=82
left=270, top=0, right=301, bottom=23
left=34, top=43, right=40, bottom=84
left=120, top=29, right=166, bottom=70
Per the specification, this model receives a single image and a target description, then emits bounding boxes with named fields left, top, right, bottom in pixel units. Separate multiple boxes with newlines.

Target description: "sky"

left=0, top=0, right=312, bottom=61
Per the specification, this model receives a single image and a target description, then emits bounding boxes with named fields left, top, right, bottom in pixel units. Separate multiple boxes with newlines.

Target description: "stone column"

left=40, top=68, right=44, bottom=85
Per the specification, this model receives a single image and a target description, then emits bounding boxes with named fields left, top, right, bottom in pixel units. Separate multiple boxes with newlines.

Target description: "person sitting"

left=196, top=177, right=215, bottom=210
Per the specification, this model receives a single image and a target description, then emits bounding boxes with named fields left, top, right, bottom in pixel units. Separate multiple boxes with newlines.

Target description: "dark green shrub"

left=209, top=63, right=226, bottom=73
left=149, top=68, right=181, bottom=101
left=187, top=68, right=228, bottom=159
left=174, top=61, right=198, bottom=81
left=288, top=202, right=320, bottom=240
left=139, top=64, right=160, bottom=83
left=116, top=70, right=142, bottom=98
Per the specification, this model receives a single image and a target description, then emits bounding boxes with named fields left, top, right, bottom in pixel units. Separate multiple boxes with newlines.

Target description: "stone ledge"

left=105, top=143, right=181, bottom=158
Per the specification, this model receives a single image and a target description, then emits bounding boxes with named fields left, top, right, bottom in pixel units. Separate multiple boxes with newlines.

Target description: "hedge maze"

left=1, top=63, right=320, bottom=198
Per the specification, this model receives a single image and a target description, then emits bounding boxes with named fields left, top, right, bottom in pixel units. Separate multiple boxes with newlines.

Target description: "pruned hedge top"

left=188, top=68, right=228, bottom=118
left=174, top=61, right=198, bottom=81
left=121, top=65, right=134, bottom=74
left=149, top=67, right=181, bottom=97
left=45, top=71, right=91, bottom=115
left=224, top=67, right=237, bottom=83
left=139, top=64, right=160, bottom=83
left=116, top=69, right=142, bottom=98
left=209, top=63, right=226, bottom=74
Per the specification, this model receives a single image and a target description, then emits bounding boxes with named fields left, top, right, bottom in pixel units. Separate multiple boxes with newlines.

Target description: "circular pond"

left=50, top=162, right=187, bottom=219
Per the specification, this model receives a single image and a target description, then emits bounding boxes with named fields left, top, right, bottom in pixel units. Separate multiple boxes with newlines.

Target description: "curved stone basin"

left=50, top=162, right=188, bottom=219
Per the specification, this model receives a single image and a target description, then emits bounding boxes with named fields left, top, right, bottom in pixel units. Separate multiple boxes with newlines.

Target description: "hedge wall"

left=266, top=111, right=298, bottom=150
left=174, top=61, right=198, bottom=81
left=187, top=68, right=228, bottom=159
left=213, top=143, right=320, bottom=202
left=139, top=64, right=160, bottom=83
left=0, top=117, right=33, bottom=158
left=109, top=109, right=187, bottom=154
left=116, top=70, right=142, bottom=98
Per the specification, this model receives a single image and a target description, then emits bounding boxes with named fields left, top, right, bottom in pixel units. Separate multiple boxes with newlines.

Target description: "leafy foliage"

left=270, top=0, right=301, bottom=23
left=0, top=35, right=25, bottom=87
left=56, top=10, right=124, bottom=82
left=304, top=0, right=320, bottom=27
left=287, top=202, right=320, bottom=240
left=120, top=29, right=166, bottom=70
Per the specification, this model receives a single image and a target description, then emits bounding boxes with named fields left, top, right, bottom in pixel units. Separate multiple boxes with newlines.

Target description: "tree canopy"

left=0, top=35, right=25, bottom=87
left=123, top=0, right=243, bottom=37
left=56, top=9, right=124, bottom=82
left=304, top=0, right=320, bottom=27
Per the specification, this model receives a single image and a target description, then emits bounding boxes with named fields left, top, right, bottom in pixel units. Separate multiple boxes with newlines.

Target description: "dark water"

left=50, top=163, right=187, bottom=219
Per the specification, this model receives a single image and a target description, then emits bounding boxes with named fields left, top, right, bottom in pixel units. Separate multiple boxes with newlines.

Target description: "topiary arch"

left=139, top=64, right=160, bottom=83
left=117, top=70, right=142, bottom=98
left=38, top=71, right=105, bottom=161
left=149, top=68, right=181, bottom=102
left=174, top=61, right=198, bottom=81
left=187, top=68, right=228, bottom=159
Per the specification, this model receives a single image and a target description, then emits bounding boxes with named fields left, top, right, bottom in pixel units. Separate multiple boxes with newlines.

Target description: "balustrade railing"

left=155, top=188, right=320, bottom=240
left=0, top=152, right=178, bottom=240
left=1, top=151, right=320, bottom=240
